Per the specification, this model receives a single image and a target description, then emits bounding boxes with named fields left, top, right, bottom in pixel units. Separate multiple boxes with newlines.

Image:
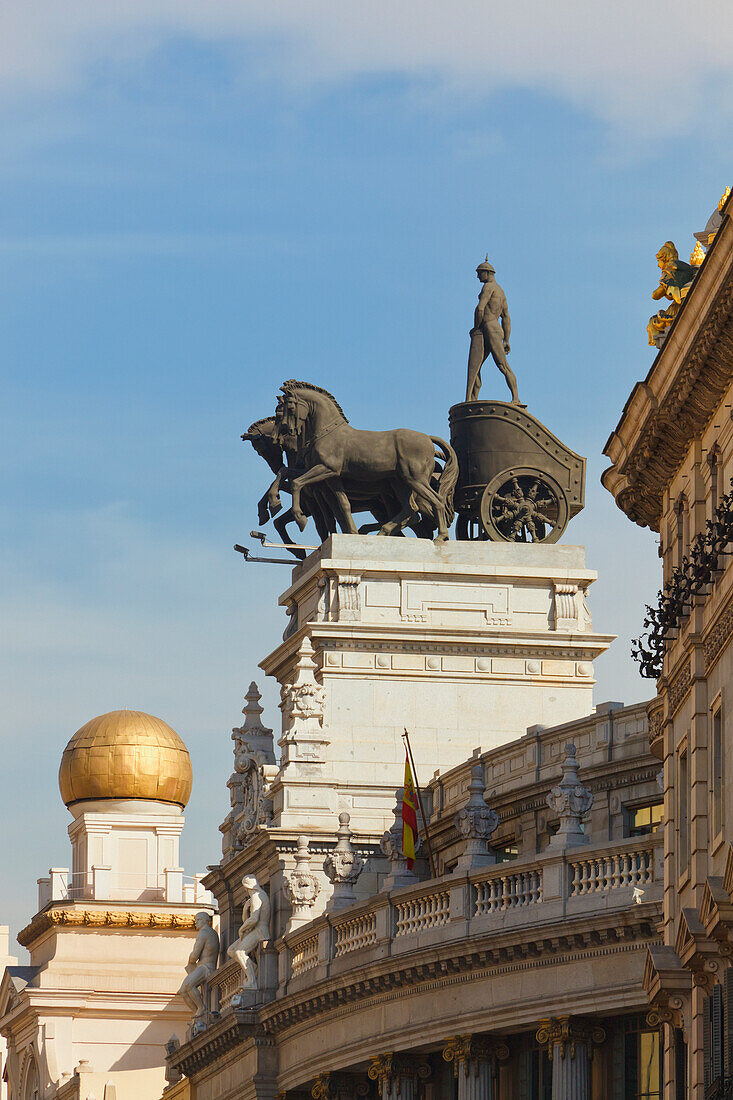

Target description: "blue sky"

left=3, top=3, right=733, bottom=944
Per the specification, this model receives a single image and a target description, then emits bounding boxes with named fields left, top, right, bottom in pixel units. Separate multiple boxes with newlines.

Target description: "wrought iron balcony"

left=632, top=483, right=733, bottom=678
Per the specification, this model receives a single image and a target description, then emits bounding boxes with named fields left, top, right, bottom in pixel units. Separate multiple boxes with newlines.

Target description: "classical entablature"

left=602, top=194, right=733, bottom=531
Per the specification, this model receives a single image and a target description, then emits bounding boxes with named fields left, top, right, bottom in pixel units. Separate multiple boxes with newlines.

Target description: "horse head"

left=241, top=416, right=283, bottom=476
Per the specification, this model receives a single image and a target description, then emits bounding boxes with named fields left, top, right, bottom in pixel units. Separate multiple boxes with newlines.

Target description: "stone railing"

left=206, top=958, right=241, bottom=1014
left=273, top=834, right=661, bottom=997
left=568, top=844, right=655, bottom=897
left=474, top=867, right=542, bottom=914
left=333, top=911, right=377, bottom=957
left=394, top=887, right=450, bottom=936
left=291, top=933, right=320, bottom=978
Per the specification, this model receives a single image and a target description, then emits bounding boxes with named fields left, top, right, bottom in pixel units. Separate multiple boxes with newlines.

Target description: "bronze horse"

left=273, top=381, right=457, bottom=543
left=242, top=414, right=438, bottom=556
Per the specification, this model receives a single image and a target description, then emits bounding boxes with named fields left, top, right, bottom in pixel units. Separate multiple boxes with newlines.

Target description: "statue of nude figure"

left=227, top=875, right=271, bottom=992
left=465, top=258, right=520, bottom=404
left=179, top=912, right=219, bottom=1018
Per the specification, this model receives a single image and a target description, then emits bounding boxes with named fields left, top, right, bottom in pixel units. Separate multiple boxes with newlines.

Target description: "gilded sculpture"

left=647, top=241, right=697, bottom=348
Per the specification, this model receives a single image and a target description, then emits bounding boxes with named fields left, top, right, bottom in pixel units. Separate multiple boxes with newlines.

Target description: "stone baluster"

left=443, top=1035, right=509, bottom=1100
left=324, top=812, right=365, bottom=909
left=368, top=1053, right=430, bottom=1100
left=546, top=743, right=593, bottom=849
left=380, top=789, right=419, bottom=891
left=536, top=1017, right=605, bottom=1100
left=454, top=765, right=499, bottom=872
left=284, top=836, right=320, bottom=929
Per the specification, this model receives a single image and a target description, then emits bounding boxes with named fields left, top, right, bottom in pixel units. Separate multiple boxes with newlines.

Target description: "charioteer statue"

left=466, top=257, right=520, bottom=405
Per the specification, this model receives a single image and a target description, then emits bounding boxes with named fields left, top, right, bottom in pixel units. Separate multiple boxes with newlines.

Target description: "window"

left=530, top=1048, right=552, bottom=1100
left=494, top=840, right=518, bottom=863
left=704, top=983, right=724, bottom=1091
left=674, top=1028, right=687, bottom=1100
left=627, top=802, right=664, bottom=838
left=625, top=1029, right=661, bottom=1099
left=678, top=747, right=689, bottom=879
left=712, top=701, right=724, bottom=841
left=617, top=1016, right=662, bottom=1100
left=22, top=1055, right=39, bottom=1100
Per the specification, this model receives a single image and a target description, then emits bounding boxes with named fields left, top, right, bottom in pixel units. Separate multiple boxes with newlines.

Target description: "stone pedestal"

left=261, top=536, right=612, bottom=835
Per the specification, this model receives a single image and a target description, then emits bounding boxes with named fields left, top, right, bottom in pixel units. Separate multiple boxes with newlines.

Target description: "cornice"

left=602, top=208, right=733, bottom=530
left=263, top=907, right=659, bottom=1034
left=17, top=906, right=201, bottom=949
left=174, top=908, right=659, bottom=1081
left=172, top=1011, right=271, bottom=1079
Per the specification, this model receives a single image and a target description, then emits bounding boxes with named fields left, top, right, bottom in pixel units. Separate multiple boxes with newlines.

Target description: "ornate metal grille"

left=632, top=483, right=733, bottom=678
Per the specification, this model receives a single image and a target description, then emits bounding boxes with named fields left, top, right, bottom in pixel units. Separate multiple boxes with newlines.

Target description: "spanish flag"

left=402, top=753, right=418, bottom=869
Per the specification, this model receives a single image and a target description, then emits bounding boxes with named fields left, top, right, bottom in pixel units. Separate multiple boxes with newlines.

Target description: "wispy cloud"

left=2, top=2, right=733, bottom=135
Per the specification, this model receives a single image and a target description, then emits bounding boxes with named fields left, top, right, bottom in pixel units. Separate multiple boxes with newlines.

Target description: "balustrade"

left=569, top=845, right=654, bottom=897
left=204, top=836, right=659, bottom=1005
left=474, top=869, right=542, bottom=915
left=394, top=889, right=450, bottom=937
left=333, top=912, right=377, bottom=957
left=290, top=933, right=319, bottom=978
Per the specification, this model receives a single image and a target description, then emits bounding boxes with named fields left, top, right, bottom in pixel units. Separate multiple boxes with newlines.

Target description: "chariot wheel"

left=455, top=514, right=489, bottom=541
left=479, top=467, right=569, bottom=544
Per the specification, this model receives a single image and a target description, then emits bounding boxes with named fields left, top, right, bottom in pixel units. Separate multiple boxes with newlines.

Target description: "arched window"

left=21, top=1053, right=39, bottom=1100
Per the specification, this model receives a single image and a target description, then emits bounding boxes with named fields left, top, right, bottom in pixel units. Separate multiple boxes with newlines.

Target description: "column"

left=310, top=1072, right=371, bottom=1098
left=368, top=1054, right=430, bottom=1100
left=442, top=1035, right=509, bottom=1100
left=536, top=1018, right=605, bottom=1100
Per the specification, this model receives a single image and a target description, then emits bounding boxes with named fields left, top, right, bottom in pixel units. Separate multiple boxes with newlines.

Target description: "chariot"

left=449, top=401, right=586, bottom=543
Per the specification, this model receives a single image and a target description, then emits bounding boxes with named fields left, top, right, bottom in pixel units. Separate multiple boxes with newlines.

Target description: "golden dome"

left=59, top=710, right=193, bottom=808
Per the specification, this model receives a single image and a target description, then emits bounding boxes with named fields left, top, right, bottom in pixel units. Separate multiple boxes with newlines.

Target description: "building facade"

left=0, top=710, right=213, bottom=1100
left=159, top=537, right=667, bottom=1100
left=603, top=189, right=733, bottom=1098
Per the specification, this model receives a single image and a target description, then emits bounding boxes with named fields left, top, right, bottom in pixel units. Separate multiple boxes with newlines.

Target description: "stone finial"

left=223, top=680, right=276, bottom=857
left=279, top=638, right=329, bottom=766
left=324, top=813, right=364, bottom=909
left=454, top=764, right=499, bottom=871
left=235, top=681, right=276, bottom=764
left=380, top=787, right=419, bottom=889
left=546, top=743, right=593, bottom=848
left=284, top=837, right=320, bottom=926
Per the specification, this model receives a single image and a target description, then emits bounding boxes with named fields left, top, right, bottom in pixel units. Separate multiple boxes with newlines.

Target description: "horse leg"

left=273, top=508, right=306, bottom=560
left=330, top=483, right=358, bottom=535
left=379, top=484, right=419, bottom=537
left=319, top=483, right=354, bottom=536
left=403, top=476, right=450, bottom=542
left=289, top=464, right=339, bottom=531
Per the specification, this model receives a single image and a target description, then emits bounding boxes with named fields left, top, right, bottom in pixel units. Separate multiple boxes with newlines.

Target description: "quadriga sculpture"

left=271, top=380, right=458, bottom=544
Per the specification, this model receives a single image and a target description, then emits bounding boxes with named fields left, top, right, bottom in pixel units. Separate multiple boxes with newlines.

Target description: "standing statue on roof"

left=465, top=257, right=520, bottom=404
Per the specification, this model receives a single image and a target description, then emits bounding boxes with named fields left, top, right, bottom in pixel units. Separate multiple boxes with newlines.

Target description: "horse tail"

left=431, top=437, right=459, bottom=528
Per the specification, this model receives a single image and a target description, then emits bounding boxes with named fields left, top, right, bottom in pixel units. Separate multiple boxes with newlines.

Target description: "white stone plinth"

left=261, top=536, right=613, bottom=834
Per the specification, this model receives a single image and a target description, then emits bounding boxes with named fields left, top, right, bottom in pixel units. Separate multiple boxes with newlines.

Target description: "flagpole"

left=402, top=728, right=438, bottom=879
